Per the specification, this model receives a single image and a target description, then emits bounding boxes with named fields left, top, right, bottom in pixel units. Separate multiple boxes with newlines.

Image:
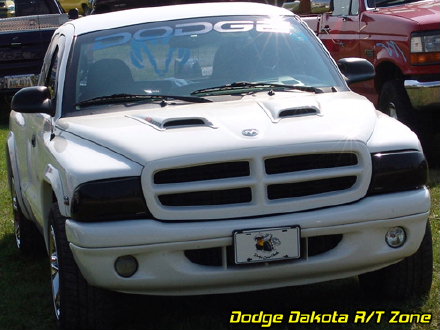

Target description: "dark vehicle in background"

left=0, top=0, right=68, bottom=102
left=90, top=0, right=283, bottom=14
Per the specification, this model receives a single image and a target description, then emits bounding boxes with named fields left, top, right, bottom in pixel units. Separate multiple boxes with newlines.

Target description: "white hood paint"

left=58, top=91, right=377, bottom=164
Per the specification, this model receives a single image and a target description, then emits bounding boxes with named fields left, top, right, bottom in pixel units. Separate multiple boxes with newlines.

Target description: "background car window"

left=332, top=0, right=351, bottom=15
left=3, top=0, right=52, bottom=17
left=284, top=0, right=332, bottom=15
left=350, top=0, right=359, bottom=15
left=0, top=0, right=15, bottom=17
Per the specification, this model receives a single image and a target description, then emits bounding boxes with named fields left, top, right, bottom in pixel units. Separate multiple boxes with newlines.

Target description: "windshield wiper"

left=190, top=82, right=324, bottom=96
left=75, top=93, right=212, bottom=108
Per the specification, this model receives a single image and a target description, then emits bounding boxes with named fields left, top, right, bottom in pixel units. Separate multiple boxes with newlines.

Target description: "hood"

left=375, top=0, right=440, bottom=28
left=57, top=91, right=377, bottom=165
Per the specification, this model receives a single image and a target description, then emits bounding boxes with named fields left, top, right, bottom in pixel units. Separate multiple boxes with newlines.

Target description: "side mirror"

left=337, top=58, right=375, bottom=84
left=11, top=86, right=55, bottom=116
left=68, top=8, right=79, bottom=19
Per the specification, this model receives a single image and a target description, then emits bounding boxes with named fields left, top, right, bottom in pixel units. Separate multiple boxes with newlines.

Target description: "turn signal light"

left=410, top=52, right=440, bottom=65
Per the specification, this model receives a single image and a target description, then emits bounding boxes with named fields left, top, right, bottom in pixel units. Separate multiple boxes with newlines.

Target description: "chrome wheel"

left=14, top=217, right=21, bottom=249
left=47, top=203, right=114, bottom=330
left=49, top=225, right=61, bottom=320
left=11, top=177, right=21, bottom=249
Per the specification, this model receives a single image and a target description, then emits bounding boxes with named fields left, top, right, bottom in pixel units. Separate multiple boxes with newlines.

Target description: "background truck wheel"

left=12, top=191, right=45, bottom=255
left=6, top=150, right=45, bottom=255
left=359, top=222, right=433, bottom=301
left=379, top=79, right=415, bottom=125
left=49, top=203, right=115, bottom=330
left=379, top=79, right=439, bottom=165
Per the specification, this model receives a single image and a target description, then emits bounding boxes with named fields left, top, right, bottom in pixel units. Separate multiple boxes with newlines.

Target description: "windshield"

left=64, top=15, right=347, bottom=114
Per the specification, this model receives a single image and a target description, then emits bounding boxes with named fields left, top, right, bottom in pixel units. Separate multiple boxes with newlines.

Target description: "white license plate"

left=233, top=226, right=300, bottom=264
left=5, top=74, right=38, bottom=89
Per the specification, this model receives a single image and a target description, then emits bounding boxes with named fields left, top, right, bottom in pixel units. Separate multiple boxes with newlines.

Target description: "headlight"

left=71, top=177, right=151, bottom=222
left=368, top=151, right=427, bottom=195
left=410, top=31, right=440, bottom=65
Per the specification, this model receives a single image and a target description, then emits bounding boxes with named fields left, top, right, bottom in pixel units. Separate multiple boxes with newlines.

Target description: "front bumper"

left=404, top=80, right=440, bottom=110
left=66, top=189, right=430, bottom=296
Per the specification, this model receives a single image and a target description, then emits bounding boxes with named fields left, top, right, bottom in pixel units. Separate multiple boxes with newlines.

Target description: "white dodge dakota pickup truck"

left=7, top=2, right=432, bottom=330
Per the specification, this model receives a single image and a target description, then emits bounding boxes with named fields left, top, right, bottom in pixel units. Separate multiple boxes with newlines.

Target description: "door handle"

left=321, top=25, right=331, bottom=34
left=10, top=36, right=22, bottom=47
left=31, top=134, right=36, bottom=147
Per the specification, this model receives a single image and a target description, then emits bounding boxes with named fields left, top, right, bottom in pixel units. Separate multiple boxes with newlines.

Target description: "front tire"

left=49, top=203, right=115, bottom=330
left=359, top=222, right=433, bottom=300
left=6, top=149, right=45, bottom=255
left=13, top=193, right=44, bottom=255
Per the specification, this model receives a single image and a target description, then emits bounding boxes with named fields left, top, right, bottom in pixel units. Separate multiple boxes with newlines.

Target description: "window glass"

left=350, top=0, right=359, bottom=15
left=46, top=47, right=59, bottom=99
left=0, top=0, right=15, bottom=17
left=284, top=0, right=332, bottom=15
left=0, top=0, right=51, bottom=17
left=332, top=0, right=351, bottom=15
left=64, top=16, right=347, bottom=114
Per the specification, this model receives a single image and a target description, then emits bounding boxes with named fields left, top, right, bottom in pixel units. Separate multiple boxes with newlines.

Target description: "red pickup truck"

left=293, top=0, right=440, bottom=161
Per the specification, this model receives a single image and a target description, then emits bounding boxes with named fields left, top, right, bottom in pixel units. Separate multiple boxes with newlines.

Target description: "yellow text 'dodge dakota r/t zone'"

left=229, top=311, right=433, bottom=327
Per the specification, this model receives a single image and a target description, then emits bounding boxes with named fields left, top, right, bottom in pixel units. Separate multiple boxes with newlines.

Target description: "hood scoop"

left=258, top=96, right=322, bottom=122
left=279, top=107, right=319, bottom=118
left=127, top=114, right=217, bottom=131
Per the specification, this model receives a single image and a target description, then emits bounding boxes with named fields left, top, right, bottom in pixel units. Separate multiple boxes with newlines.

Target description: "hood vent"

left=258, top=97, right=321, bottom=122
left=127, top=115, right=216, bottom=130
left=279, top=107, right=319, bottom=118
left=163, top=118, right=206, bottom=128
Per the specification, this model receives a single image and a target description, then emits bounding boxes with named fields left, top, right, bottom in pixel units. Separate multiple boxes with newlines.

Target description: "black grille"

left=267, top=177, right=357, bottom=200
left=307, top=234, right=343, bottom=256
left=158, top=188, right=252, bottom=206
left=154, top=161, right=250, bottom=184
left=265, top=153, right=358, bottom=175
left=185, top=247, right=224, bottom=266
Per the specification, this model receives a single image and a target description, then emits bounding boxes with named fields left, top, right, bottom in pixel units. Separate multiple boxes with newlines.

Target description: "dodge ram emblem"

left=242, top=129, right=259, bottom=137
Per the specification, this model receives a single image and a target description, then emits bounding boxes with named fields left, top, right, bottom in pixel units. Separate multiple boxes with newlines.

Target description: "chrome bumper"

left=404, top=80, right=440, bottom=110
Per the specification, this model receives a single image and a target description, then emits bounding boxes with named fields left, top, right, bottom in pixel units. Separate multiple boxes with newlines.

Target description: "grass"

left=0, top=123, right=55, bottom=330
left=0, top=120, right=438, bottom=330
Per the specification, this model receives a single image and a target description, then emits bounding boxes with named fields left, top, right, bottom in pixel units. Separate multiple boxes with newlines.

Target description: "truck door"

left=319, top=0, right=360, bottom=61
left=13, top=34, right=64, bottom=223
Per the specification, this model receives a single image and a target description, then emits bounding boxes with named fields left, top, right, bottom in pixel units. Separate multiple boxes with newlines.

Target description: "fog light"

left=385, top=227, right=406, bottom=248
left=115, top=255, right=138, bottom=278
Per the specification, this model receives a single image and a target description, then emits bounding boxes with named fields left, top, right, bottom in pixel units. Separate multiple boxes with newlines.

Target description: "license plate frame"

left=233, top=226, right=301, bottom=264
